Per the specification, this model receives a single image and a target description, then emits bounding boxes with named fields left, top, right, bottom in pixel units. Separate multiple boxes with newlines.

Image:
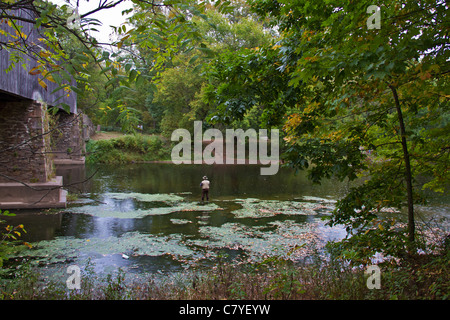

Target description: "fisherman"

left=200, top=176, right=210, bottom=202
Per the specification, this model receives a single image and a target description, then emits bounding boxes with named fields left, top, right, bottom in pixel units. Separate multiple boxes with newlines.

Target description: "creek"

left=3, top=163, right=448, bottom=283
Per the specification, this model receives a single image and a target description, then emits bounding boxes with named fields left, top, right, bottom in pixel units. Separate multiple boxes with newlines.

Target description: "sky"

left=50, top=0, right=133, bottom=44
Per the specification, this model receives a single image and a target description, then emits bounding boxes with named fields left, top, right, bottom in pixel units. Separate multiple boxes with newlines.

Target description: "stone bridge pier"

left=0, top=96, right=68, bottom=209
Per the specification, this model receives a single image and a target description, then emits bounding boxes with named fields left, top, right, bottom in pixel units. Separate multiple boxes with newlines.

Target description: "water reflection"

left=59, top=214, right=136, bottom=239
left=81, top=163, right=350, bottom=200
left=2, top=211, right=63, bottom=242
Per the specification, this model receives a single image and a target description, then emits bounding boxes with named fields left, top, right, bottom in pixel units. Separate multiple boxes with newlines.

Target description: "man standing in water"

left=200, top=176, right=210, bottom=203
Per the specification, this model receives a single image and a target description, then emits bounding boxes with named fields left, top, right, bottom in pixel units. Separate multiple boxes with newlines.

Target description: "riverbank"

left=86, top=133, right=172, bottom=164
left=85, top=132, right=283, bottom=165
left=1, top=245, right=448, bottom=300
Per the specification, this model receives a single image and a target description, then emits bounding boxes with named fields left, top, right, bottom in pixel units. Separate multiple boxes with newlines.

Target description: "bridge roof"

left=0, top=8, right=77, bottom=114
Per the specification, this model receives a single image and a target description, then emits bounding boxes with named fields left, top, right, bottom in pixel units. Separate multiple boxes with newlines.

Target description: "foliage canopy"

left=205, top=0, right=449, bottom=261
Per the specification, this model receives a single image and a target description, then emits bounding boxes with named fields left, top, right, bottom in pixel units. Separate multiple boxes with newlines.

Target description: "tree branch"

left=79, top=0, right=125, bottom=19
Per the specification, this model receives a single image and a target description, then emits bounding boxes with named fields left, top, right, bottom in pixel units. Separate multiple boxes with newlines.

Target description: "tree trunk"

left=390, top=85, right=415, bottom=244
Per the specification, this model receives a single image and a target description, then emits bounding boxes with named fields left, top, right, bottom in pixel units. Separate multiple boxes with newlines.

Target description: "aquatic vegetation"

left=300, top=196, right=337, bottom=203
left=231, top=197, right=335, bottom=218
left=66, top=192, right=224, bottom=219
left=170, top=219, right=192, bottom=225
left=14, top=231, right=196, bottom=269
left=6, top=192, right=346, bottom=279
left=191, top=219, right=344, bottom=262
left=106, top=192, right=185, bottom=203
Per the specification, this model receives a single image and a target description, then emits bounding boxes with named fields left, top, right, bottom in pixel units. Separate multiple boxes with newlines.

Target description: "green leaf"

left=59, top=103, right=71, bottom=113
left=189, top=55, right=200, bottom=64
left=1, top=210, right=15, bottom=217
left=129, top=69, right=138, bottom=82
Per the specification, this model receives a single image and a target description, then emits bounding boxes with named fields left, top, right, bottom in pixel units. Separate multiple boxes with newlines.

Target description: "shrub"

left=86, top=134, right=171, bottom=163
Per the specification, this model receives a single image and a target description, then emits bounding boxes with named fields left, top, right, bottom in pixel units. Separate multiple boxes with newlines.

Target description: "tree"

left=141, top=3, right=272, bottom=135
left=149, top=55, right=204, bottom=136
left=207, top=0, right=449, bottom=261
left=0, top=0, right=217, bottom=113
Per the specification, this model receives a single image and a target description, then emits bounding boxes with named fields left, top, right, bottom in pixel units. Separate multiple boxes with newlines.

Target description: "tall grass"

left=1, top=247, right=448, bottom=300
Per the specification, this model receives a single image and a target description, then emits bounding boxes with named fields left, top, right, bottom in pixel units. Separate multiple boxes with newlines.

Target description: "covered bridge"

left=0, top=7, right=85, bottom=209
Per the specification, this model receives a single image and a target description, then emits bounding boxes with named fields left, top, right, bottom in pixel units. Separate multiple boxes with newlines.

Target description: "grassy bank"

left=86, top=133, right=172, bottom=164
left=1, top=247, right=448, bottom=300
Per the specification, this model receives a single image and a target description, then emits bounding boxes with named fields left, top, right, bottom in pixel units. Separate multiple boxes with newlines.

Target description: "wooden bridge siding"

left=0, top=8, right=76, bottom=113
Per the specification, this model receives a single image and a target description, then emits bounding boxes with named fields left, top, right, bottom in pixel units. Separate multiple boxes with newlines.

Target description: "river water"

left=3, top=163, right=449, bottom=282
